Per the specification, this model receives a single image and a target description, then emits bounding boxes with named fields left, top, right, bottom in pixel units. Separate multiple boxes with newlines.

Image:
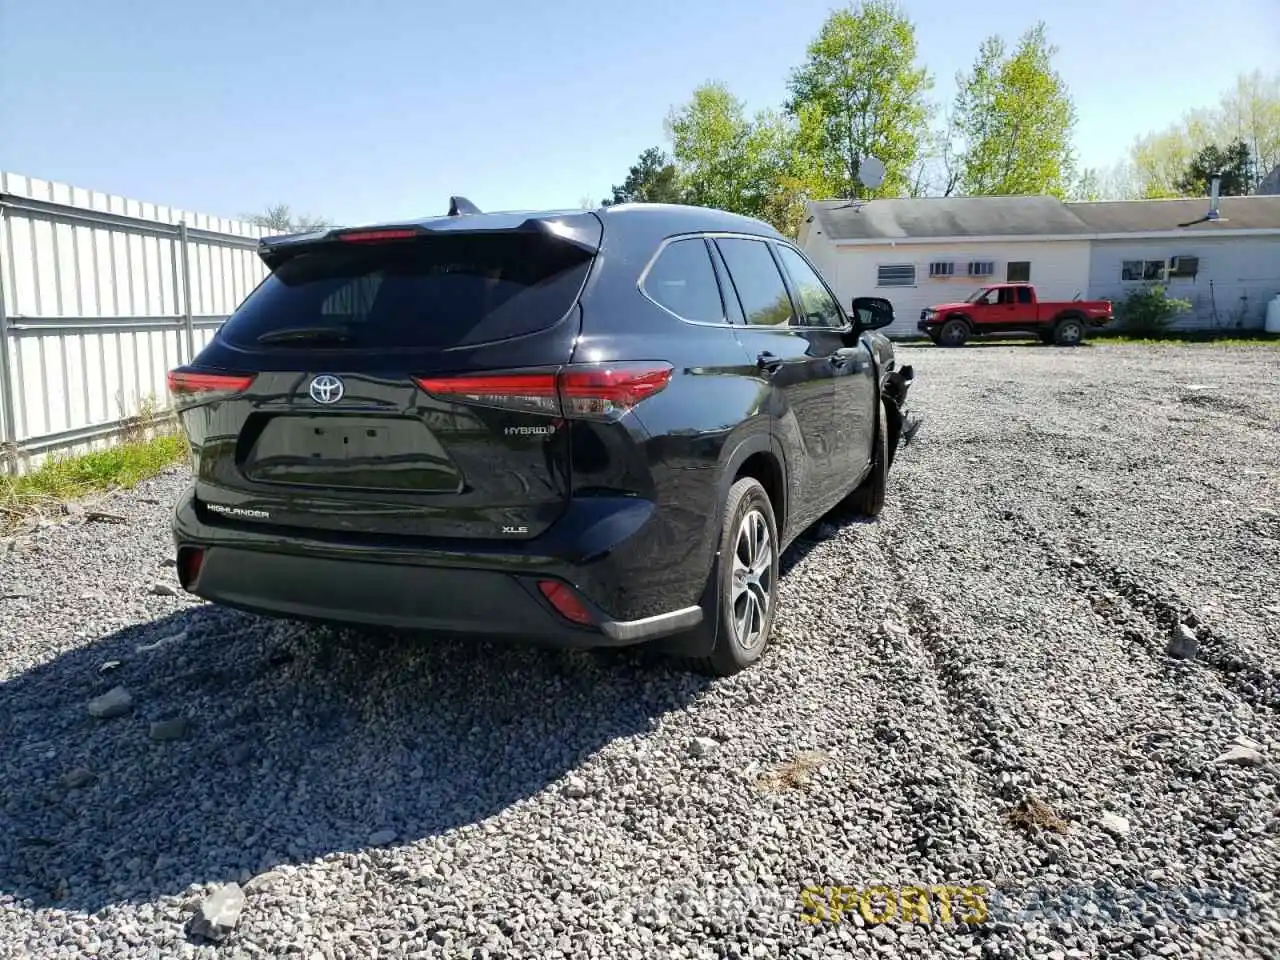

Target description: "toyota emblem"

left=309, top=374, right=344, bottom=404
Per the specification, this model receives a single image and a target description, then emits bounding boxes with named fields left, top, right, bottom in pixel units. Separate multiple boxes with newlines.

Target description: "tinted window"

left=219, top=233, right=592, bottom=350
left=775, top=245, right=845, bottom=328
left=642, top=238, right=724, bottom=323
left=715, top=238, right=794, bottom=327
left=1016, top=286, right=1033, bottom=304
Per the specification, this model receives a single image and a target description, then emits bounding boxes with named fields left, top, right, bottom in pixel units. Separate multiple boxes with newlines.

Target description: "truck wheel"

left=938, top=318, right=970, bottom=347
left=1053, top=317, right=1085, bottom=346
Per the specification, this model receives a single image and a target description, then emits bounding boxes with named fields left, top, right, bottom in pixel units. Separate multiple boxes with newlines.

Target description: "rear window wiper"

left=256, top=325, right=356, bottom=345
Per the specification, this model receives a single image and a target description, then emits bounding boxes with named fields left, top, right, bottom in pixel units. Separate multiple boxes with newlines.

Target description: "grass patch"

left=1089, top=331, right=1280, bottom=347
left=1, top=432, right=187, bottom=536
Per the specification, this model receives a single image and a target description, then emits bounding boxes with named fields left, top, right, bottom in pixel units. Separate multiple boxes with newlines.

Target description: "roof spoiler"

left=255, top=206, right=601, bottom=271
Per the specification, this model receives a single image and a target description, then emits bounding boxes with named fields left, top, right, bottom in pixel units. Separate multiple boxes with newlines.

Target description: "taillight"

left=414, top=362, right=672, bottom=420
left=537, top=580, right=594, bottom=626
left=337, top=228, right=419, bottom=242
left=167, top=370, right=256, bottom=399
left=413, top=372, right=560, bottom=414
left=558, top=365, right=671, bottom=417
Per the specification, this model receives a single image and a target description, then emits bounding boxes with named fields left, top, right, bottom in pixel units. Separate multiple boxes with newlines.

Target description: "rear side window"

left=641, top=238, right=725, bottom=324
left=715, top=238, right=795, bottom=328
left=219, top=233, right=593, bottom=350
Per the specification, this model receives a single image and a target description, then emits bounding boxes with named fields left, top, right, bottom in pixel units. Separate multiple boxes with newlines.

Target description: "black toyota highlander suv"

left=167, top=199, right=914, bottom=675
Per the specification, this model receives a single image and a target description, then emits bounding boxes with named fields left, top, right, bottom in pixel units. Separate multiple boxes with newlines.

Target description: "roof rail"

left=448, top=196, right=481, bottom=217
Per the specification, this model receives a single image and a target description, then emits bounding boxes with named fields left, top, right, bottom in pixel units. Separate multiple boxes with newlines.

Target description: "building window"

left=1006, top=261, right=1031, bottom=283
left=928, top=261, right=955, bottom=278
left=877, top=264, right=916, bottom=287
left=1122, top=260, right=1166, bottom=282
left=1168, top=256, right=1199, bottom=279
left=968, top=260, right=995, bottom=277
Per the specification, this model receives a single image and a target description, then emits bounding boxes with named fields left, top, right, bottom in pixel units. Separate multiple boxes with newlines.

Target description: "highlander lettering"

left=206, top=503, right=271, bottom=520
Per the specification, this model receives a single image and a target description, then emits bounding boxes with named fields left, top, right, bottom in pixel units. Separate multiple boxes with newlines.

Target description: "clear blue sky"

left=2, top=0, right=1276, bottom=225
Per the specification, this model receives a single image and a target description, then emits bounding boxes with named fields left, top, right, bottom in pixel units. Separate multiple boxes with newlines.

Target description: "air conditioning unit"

left=1169, top=255, right=1199, bottom=278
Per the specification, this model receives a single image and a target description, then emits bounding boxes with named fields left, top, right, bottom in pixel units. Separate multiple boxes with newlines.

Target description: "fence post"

left=178, top=220, right=195, bottom=362
left=0, top=204, right=19, bottom=472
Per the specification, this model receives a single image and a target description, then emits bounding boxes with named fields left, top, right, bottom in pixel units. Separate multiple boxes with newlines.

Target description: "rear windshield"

left=220, top=232, right=593, bottom=350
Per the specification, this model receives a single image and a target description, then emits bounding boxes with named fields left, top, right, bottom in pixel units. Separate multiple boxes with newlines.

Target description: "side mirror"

left=851, top=296, right=894, bottom=331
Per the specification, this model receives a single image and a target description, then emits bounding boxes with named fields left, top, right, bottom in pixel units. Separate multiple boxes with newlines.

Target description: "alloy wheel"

left=730, top=508, right=774, bottom=650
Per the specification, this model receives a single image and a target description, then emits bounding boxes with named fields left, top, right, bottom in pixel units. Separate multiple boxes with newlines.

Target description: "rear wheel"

left=694, top=477, right=780, bottom=677
left=1053, top=316, right=1085, bottom=346
left=938, top=318, right=970, bottom=347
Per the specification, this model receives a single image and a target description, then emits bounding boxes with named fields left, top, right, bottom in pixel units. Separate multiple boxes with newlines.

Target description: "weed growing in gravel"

left=0, top=433, right=187, bottom=535
left=1007, top=797, right=1070, bottom=834
left=756, top=749, right=830, bottom=791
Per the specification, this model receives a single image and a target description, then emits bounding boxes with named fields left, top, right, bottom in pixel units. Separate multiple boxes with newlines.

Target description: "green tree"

left=243, top=203, right=331, bottom=232
left=784, top=0, right=932, bottom=198
left=951, top=22, right=1077, bottom=197
left=1069, top=167, right=1104, bottom=202
left=666, top=82, right=757, bottom=212
left=665, top=83, right=832, bottom=237
left=1129, top=70, right=1279, bottom=197
left=1176, top=140, right=1255, bottom=196
left=601, top=147, right=685, bottom=206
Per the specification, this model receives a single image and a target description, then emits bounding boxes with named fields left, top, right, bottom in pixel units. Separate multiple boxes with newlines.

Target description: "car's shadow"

left=0, top=606, right=712, bottom=914
left=0, top=498, right=879, bottom=916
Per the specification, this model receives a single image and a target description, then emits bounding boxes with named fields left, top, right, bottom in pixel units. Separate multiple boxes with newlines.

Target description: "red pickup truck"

left=917, top=283, right=1113, bottom=347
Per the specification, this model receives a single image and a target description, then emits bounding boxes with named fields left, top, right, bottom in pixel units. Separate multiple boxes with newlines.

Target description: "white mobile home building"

left=798, top=195, right=1280, bottom=336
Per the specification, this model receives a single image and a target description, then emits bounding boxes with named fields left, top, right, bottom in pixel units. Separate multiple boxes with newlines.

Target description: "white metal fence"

left=0, top=171, right=276, bottom=472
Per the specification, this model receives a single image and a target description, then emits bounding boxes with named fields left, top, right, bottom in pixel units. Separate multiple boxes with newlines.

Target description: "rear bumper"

left=171, top=489, right=705, bottom=648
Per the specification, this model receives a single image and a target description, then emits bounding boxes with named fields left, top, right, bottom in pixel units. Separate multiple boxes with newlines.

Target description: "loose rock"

left=687, top=737, right=719, bottom=758
left=61, top=767, right=96, bottom=789
left=149, top=717, right=190, bottom=742
left=1100, top=812, right=1130, bottom=837
left=367, top=829, right=397, bottom=847
left=1166, top=624, right=1198, bottom=659
left=1214, top=745, right=1265, bottom=767
left=147, top=581, right=178, bottom=597
left=87, top=686, right=133, bottom=719
left=243, top=871, right=287, bottom=896
left=188, top=883, right=245, bottom=942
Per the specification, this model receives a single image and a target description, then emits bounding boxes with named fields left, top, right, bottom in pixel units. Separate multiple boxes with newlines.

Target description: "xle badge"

left=502, top=526, right=528, bottom=535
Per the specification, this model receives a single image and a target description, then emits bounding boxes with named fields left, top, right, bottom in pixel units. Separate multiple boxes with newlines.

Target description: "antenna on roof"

left=448, top=196, right=481, bottom=217
left=1177, top=174, right=1229, bottom=228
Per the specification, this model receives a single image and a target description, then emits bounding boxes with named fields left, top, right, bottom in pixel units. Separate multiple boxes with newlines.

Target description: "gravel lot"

left=2, top=342, right=1279, bottom=960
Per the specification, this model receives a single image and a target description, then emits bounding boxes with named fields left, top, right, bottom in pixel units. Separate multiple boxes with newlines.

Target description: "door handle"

left=756, top=351, right=784, bottom=373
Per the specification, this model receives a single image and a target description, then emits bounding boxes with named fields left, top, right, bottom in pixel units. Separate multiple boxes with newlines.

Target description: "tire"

left=843, top=399, right=888, bottom=518
left=694, top=477, right=781, bottom=677
left=938, top=318, right=970, bottom=347
left=1053, top=316, right=1085, bottom=346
